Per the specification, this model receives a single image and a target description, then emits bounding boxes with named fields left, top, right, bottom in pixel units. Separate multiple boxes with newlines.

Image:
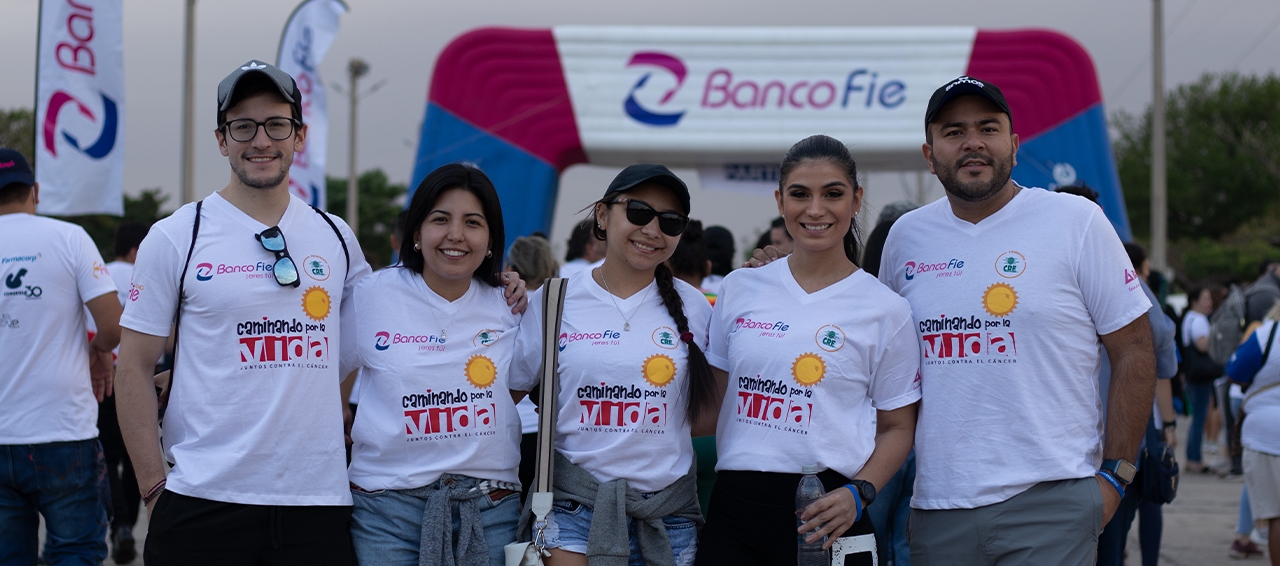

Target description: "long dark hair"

left=778, top=135, right=862, bottom=265
left=400, top=163, right=505, bottom=286
left=591, top=185, right=717, bottom=425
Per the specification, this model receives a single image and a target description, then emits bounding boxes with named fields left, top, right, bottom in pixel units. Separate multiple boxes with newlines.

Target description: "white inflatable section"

left=554, top=26, right=976, bottom=173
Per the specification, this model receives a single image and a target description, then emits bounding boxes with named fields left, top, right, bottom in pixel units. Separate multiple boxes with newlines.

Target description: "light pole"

left=1151, top=0, right=1167, bottom=271
left=180, top=0, right=196, bottom=204
left=346, top=58, right=369, bottom=235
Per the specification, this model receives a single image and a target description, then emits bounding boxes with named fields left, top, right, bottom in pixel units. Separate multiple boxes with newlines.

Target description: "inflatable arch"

left=411, top=26, right=1132, bottom=245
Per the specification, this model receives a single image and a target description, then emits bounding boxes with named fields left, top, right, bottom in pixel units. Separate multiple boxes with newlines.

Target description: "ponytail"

left=654, top=263, right=716, bottom=424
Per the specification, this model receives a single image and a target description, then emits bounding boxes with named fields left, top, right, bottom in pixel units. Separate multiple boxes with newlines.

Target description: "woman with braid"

left=513, top=164, right=716, bottom=566
left=695, top=136, right=920, bottom=565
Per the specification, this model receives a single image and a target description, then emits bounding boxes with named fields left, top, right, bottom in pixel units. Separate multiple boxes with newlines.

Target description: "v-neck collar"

left=777, top=256, right=863, bottom=304
left=942, top=183, right=1030, bottom=236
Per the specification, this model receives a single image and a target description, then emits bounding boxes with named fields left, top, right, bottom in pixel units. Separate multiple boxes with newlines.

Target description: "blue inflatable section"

left=409, top=102, right=562, bottom=248
left=1011, top=104, right=1132, bottom=241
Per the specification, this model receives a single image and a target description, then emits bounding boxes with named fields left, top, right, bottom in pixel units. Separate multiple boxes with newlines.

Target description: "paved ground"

left=41, top=415, right=1274, bottom=564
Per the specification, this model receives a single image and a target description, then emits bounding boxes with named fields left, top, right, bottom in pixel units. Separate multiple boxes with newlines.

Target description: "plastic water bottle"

left=796, top=464, right=828, bottom=566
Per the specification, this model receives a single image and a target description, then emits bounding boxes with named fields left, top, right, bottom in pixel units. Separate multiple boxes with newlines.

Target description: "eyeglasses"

left=222, top=117, right=298, bottom=143
left=255, top=226, right=300, bottom=287
left=609, top=198, right=689, bottom=236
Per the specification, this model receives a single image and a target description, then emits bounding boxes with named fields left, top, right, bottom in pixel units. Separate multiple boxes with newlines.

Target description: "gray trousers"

left=909, top=477, right=1103, bottom=566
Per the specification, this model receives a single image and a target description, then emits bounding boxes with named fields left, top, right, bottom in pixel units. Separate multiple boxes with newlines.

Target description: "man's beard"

left=232, top=151, right=290, bottom=190
left=934, top=151, right=1013, bottom=203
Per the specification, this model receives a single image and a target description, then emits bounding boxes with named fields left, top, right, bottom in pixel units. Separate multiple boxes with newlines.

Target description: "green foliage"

left=1114, top=72, right=1280, bottom=283
left=326, top=169, right=407, bottom=269
left=56, top=189, right=171, bottom=259
left=0, top=107, right=35, bottom=162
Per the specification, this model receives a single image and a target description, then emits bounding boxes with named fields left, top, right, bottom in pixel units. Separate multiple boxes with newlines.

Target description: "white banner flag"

left=277, top=0, right=347, bottom=210
left=35, top=0, right=125, bottom=216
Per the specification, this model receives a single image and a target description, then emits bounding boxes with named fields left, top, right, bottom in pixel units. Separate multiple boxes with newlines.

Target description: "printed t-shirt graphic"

left=121, top=193, right=371, bottom=506
left=0, top=213, right=116, bottom=444
left=878, top=187, right=1150, bottom=510
left=514, top=276, right=712, bottom=493
left=706, top=258, right=920, bottom=479
left=340, top=269, right=531, bottom=490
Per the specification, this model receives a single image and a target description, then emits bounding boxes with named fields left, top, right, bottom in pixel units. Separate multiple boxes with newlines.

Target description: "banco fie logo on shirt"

left=374, top=331, right=445, bottom=352
left=732, top=317, right=789, bottom=338
left=904, top=258, right=965, bottom=281
left=624, top=52, right=688, bottom=127
left=558, top=329, right=622, bottom=352
left=195, top=261, right=275, bottom=282
left=374, top=331, right=391, bottom=351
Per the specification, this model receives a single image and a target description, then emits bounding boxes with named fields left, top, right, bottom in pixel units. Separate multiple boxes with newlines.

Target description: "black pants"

left=97, top=392, right=139, bottom=533
left=519, top=431, right=538, bottom=503
left=144, top=491, right=357, bottom=566
left=696, top=470, right=876, bottom=566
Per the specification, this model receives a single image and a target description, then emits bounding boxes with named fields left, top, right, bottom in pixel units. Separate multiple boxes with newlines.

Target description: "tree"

left=1113, top=72, right=1280, bottom=283
left=326, top=169, right=406, bottom=269
left=58, top=189, right=170, bottom=260
left=0, top=108, right=35, bottom=162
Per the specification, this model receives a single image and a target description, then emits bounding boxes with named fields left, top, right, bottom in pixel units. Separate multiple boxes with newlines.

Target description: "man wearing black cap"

left=114, top=60, right=372, bottom=565
left=0, top=148, right=123, bottom=564
left=876, top=77, right=1157, bottom=564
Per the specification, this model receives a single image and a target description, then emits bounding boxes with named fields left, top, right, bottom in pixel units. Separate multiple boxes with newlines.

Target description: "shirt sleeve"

left=1226, top=325, right=1268, bottom=386
left=119, top=222, right=184, bottom=337
left=71, top=227, right=116, bottom=304
left=338, top=278, right=366, bottom=380
left=1075, top=208, right=1151, bottom=335
left=1144, top=284, right=1179, bottom=380
left=869, top=308, right=922, bottom=411
left=511, top=286, right=545, bottom=392
left=705, top=279, right=730, bottom=371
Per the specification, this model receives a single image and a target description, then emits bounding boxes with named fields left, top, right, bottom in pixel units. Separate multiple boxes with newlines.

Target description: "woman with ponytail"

left=695, top=135, right=920, bottom=565
left=514, top=164, right=715, bottom=566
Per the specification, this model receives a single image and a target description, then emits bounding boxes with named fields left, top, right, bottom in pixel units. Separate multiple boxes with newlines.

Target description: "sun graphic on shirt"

left=982, top=282, right=1019, bottom=317
left=464, top=355, right=497, bottom=389
left=642, top=354, right=677, bottom=388
left=792, top=353, right=826, bottom=387
left=301, top=286, right=331, bottom=321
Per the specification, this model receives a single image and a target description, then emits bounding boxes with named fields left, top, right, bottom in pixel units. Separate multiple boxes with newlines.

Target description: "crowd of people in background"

left=3, top=58, right=1280, bottom=566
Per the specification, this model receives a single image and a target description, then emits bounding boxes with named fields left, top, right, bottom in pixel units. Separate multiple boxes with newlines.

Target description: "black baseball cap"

left=602, top=164, right=691, bottom=214
left=216, top=60, right=302, bottom=125
left=924, top=76, right=1012, bottom=127
left=0, top=149, right=35, bottom=188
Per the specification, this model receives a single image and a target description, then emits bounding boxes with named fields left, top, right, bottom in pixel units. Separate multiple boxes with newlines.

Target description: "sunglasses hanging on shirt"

left=255, top=226, right=300, bottom=288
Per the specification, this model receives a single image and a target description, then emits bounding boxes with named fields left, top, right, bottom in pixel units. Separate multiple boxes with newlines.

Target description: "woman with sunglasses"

left=694, top=135, right=920, bottom=565
left=514, top=164, right=717, bottom=566
left=341, top=163, right=535, bottom=566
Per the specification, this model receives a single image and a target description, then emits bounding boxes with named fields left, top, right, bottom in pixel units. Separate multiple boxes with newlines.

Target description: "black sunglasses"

left=255, top=227, right=300, bottom=288
left=610, top=198, right=689, bottom=236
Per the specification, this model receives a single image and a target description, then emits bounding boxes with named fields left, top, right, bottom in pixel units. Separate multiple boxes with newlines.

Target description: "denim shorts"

left=544, top=498, right=697, bottom=566
left=351, top=474, right=520, bottom=566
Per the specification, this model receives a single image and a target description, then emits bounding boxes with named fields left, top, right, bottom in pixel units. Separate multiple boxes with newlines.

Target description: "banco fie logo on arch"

left=44, top=90, right=119, bottom=159
left=623, top=52, right=688, bottom=127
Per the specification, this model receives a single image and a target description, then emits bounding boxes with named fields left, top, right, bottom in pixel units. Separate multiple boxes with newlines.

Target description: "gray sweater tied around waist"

left=519, top=451, right=703, bottom=566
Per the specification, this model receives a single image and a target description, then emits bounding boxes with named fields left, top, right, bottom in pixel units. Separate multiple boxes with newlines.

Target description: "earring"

left=414, top=243, right=421, bottom=251
left=486, top=250, right=492, bottom=258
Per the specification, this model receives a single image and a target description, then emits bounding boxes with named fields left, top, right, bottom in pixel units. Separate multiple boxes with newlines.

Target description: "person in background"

left=1182, top=286, right=1218, bottom=474
left=0, top=147, right=123, bottom=565
left=98, top=221, right=150, bottom=564
left=560, top=218, right=606, bottom=279
left=859, top=199, right=918, bottom=566
left=701, top=225, right=734, bottom=295
left=1226, top=303, right=1280, bottom=566
left=347, top=209, right=410, bottom=420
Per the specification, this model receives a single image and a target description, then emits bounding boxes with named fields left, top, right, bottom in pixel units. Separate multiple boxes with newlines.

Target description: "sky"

left=3, top=0, right=1279, bottom=257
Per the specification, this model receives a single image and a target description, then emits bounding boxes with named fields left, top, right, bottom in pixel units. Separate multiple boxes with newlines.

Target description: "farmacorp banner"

left=35, top=0, right=125, bottom=216
left=277, top=0, right=347, bottom=210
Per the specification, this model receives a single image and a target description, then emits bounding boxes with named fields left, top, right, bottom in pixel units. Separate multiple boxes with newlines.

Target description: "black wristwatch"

left=1162, top=420, right=1177, bottom=431
left=845, top=479, right=876, bottom=507
left=1100, top=459, right=1137, bottom=486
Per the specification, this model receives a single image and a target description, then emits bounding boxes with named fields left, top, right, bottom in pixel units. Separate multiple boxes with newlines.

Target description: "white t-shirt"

left=879, top=187, right=1150, bottom=510
left=1182, top=310, right=1210, bottom=349
left=514, top=275, right=712, bottom=492
left=121, top=193, right=370, bottom=506
left=707, top=258, right=921, bottom=479
left=0, top=213, right=116, bottom=444
left=559, top=258, right=591, bottom=279
left=1234, top=321, right=1280, bottom=455
left=341, top=269, right=532, bottom=490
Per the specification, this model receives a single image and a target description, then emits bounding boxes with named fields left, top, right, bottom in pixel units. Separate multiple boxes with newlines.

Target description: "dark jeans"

left=99, top=392, right=140, bottom=534
left=867, top=449, right=914, bottom=566
left=1186, top=380, right=1214, bottom=463
left=144, top=490, right=357, bottom=565
left=0, top=439, right=109, bottom=565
